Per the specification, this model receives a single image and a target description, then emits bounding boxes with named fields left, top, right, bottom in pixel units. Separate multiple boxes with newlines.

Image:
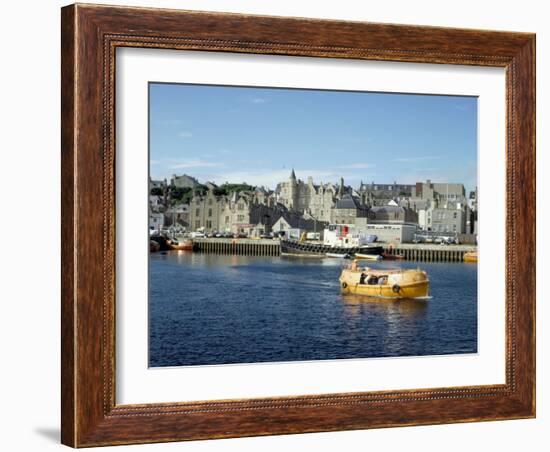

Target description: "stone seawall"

left=382, top=244, right=476, bottom=262
left=192, top=238, right=281, bottom=256
left=192, top=238, right=476, bottom=262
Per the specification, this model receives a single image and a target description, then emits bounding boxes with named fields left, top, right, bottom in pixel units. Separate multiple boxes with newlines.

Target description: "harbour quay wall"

left=382, top=244, right=476, bottom=262
left=193, top=238, right=476, bottom=262
left=193, top=238, right=281, bottom=256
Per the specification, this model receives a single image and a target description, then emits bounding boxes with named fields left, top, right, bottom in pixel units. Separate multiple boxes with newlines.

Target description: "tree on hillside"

left=218, top=182, right=255, bottom=194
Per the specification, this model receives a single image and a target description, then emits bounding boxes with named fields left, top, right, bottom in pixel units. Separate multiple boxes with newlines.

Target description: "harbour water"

left=149, top=251, right=477, bottom=367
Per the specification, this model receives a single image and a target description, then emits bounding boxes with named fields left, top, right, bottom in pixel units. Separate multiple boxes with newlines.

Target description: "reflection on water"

left=149, top=252, right=477, bottom=367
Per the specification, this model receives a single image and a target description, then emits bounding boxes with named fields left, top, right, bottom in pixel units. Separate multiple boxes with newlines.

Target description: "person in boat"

left=367, top=275, right=378, bottom=285
left=350, top=259, right=359, bottom=271
left=359, top=271, right=367, bottom=284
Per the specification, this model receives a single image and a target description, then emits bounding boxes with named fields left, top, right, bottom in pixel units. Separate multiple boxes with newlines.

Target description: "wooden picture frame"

left=61, top=3, right=535, bottom=447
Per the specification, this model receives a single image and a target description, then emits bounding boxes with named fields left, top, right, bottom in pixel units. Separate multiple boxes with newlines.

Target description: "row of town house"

left=149, top=171, right=478, bottom=242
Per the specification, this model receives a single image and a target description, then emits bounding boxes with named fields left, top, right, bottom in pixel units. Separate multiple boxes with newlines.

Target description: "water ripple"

left=149, top=252, right=477, bottom=367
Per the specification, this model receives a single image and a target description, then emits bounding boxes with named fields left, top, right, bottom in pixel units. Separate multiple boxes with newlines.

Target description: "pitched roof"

left=333, top=194, right=363, bottom=210
left=370, top=205, right=406, bottom=214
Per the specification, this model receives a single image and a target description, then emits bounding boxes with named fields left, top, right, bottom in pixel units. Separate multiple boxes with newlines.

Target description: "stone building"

left=271, top=211, right=323, bottom=239
left=386, top=180, right=471, bottom=234
left=149, top=177, right=167, bottom=192
left=170, top=173, right=199, bottom=189
left=426, top=205, right=467, bottom=234
left=189, top=189, right=224, bottom=232
left=149, top=195, right=164, bottom=211
left=357, top=181, right=415, bottom=206
left=189, top=188, right=284, bottom=235
left=165, top=203, right=190, bottom=228
left=412, top=180, right=467, bottom=205
left=219, top=192, right=277, bottom=236
left=368, top=205, right=419, bottom=224
left=149, top=212, right=164, bottom=232
left=276, top=170, right=349, bottom=221
left=330, top=194, right=369, bottom=224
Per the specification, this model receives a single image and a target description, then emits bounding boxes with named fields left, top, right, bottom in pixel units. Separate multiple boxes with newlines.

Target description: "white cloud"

left=392, top=156, right=440, bottom=162
left=251, top=97, right=267, bottom=104
left=169, top=159, right=223, bottom=169
left=338, top=163, right=373, bottom=169
left=153, top=119, right=184, bottom=125
left=177, top=131, right=193, bottom=138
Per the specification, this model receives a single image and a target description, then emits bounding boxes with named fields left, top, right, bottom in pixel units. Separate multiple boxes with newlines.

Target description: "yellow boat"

left=463, top=251, right=478, bottom=263
left=339, top=266, right=429, bottom=299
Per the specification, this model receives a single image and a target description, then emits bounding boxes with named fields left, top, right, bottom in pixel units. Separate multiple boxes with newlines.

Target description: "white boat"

left=326, top=252, right=351, bottom=258
left=355, top=253, right=383, bottom=261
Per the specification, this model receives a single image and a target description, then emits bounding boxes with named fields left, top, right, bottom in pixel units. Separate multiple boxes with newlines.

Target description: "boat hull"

left=281, top=239, right=383, bottom=256
left=170, top=241, right=193, bottom=251
left=341, top=280, right=429, bottom=298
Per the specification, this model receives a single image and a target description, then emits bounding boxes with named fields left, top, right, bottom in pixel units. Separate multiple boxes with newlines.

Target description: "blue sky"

left=149, top=83, right=477, bottom=193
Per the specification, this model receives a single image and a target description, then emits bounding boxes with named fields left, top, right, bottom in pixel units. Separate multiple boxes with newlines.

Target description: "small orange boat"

left=168, top=239, right=193, bottom=251
left=463, top=251, right=478, bottom=263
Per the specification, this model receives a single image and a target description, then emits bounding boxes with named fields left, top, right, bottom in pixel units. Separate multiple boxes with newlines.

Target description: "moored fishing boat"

left=280, top=239, right=383, bottom=256
left=150, top=235, right=171, bottom=251
left=169, top=238, right=193, bottom=251
left=281, top=224, right=384, bottom=257
left=339, top=265, right=429, bottom=299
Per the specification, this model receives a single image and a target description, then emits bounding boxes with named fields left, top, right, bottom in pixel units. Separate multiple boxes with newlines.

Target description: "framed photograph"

left=61, top=3, right=535, bottom=447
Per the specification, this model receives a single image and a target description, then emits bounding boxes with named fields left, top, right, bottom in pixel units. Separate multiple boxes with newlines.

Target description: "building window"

left=208, top=208, right=212, bottom=217
left=195, top=208, right=200, bottom=216
left=195, top=220, right=200, bottom=229
left=238, top=203, right=244, bottom=211
left=208, top=198, right=213, bottom=205
left=206, top=220, right=212, bottom=229
left=453, top=212, right=457, bottom=219
left=237, top=215, right=244, bottom=222
left=225, top=216, right=229, bottom=224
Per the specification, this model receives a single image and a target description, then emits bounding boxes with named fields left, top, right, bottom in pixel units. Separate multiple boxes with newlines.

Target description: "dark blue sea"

left=149, top=252, right=477, bottom=367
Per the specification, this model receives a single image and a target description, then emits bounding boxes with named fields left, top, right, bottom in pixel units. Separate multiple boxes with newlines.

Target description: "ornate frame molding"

left=61, top=4, right=535, bottom=447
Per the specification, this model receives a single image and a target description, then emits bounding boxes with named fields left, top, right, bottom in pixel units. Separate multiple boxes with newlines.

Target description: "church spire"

left=290, top=168, right=296, bottom=180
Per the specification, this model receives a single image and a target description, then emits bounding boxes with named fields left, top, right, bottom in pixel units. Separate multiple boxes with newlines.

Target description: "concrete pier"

left=192, top=238, right=476, bottom=262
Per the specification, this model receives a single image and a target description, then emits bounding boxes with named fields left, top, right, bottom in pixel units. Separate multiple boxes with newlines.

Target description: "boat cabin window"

left=365, top=275, right=389, bottom=285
